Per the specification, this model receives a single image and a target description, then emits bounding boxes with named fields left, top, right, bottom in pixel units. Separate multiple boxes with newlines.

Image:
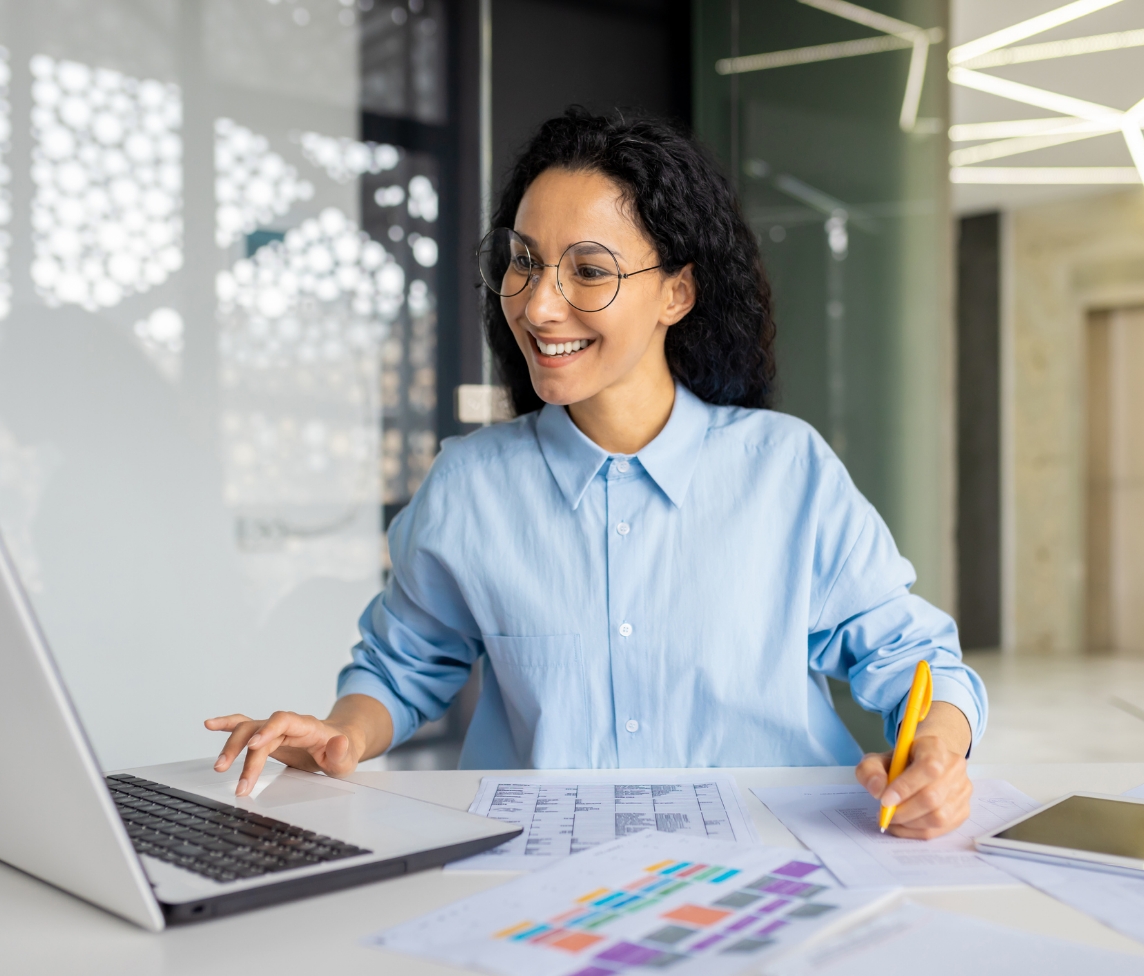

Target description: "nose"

left=523, top=264, right=567, bottom=326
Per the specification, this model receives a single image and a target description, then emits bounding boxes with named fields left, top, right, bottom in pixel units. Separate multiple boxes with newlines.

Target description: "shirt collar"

left=536, top=382, right=711, bottom=510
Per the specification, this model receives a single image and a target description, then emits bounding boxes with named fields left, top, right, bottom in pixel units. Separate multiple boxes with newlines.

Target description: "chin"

left=529, top=374, right=585, bottom=407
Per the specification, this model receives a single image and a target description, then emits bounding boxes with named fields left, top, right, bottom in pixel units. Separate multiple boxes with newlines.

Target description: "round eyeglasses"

left=477, top=227, right=661, bottom=313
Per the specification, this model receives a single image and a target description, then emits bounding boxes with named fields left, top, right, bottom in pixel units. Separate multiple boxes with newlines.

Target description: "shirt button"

left=619, top=622, right=633, bottom=637
left=615, top=459, right=630, bottom=473
left=625, top=719, right=639, bottom=733
left=617, top=521, right=630, bottom=535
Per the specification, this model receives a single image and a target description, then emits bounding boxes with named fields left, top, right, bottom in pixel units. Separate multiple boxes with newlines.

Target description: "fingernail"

left=882, top=790, right=900, bottom=807
left=236, top=779, right=248, bottom=796
left=214, top=753, right=226, bottom=769
left=248, top=734, right=261, bottom=748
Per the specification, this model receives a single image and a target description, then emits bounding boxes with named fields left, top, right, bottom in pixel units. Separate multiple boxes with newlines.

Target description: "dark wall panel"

left=491, top=0, right=691, bottom=184
left=956, top=212, right=1001, bottom=650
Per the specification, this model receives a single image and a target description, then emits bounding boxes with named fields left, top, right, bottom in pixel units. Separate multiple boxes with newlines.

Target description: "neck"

left=567, top=359, right=676, bottom=455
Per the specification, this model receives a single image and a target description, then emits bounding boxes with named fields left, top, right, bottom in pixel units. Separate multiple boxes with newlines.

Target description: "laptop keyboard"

left=106, top=773, right=372, bottom=883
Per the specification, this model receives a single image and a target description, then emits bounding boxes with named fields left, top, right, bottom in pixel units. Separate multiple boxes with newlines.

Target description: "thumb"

left=319, top=734, right=355, bottom=776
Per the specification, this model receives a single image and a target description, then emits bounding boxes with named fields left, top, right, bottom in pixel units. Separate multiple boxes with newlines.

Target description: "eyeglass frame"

left=477, top=227, right=662, bottom=313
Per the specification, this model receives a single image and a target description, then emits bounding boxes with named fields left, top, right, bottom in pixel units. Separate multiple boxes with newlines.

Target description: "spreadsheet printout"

left=370, top=831, right=898, bottom=976
left=448, top=774, right=759, bottom=871
left=751, top=780, right=1040, bottom=887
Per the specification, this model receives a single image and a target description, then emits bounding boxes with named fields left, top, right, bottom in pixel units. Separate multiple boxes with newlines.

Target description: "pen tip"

left=879, top=827, right=886, bottom=834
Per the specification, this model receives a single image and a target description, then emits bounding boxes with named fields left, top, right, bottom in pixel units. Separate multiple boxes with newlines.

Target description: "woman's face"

left=503, top=167, right=694, bottom=407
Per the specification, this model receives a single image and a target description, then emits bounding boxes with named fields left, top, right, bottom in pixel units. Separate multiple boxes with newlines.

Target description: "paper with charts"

left=764, top=900, right=1144, bottom=975
left=751, top=779, right=1040, bottom=887
left=368, top=832, right=898, bottom=976
left=447, top=773, right=758, bottom=871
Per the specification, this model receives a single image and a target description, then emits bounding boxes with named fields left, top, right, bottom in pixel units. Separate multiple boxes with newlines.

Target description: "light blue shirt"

left=338, top=384, right=986, bottom=769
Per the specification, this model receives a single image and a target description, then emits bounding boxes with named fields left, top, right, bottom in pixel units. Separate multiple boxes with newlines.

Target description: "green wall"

left=694, top=0, right=953, bottom=609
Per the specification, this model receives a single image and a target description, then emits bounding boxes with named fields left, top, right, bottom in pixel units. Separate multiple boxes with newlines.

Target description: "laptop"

left=0, top=532, right=520, bottom=930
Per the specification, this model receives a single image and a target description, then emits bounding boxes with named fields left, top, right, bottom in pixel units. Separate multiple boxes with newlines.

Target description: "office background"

left=3, top=0, right=1144, bottom=771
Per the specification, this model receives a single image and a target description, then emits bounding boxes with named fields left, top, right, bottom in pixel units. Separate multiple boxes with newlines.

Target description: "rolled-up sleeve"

left=336, top=467, right=483, bottom=749
left=807, top=468, right=988, bottom=747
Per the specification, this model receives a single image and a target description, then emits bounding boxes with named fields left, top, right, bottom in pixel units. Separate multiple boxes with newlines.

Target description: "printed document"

left=764, top=900, right=1144, bottom=975
left=976, top=780, right=1144, bottom=946
left=448, top=772, right=758, bottom=871
left=369, top=831, right=898, bottom=976
left=982, top=853, right=1144, bottom=947
left=751, top=780, right=1039, bottom=887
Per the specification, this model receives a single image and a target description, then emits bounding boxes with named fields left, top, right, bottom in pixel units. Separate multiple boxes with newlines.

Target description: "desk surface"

left=4, top=763, right=1144, bottom=974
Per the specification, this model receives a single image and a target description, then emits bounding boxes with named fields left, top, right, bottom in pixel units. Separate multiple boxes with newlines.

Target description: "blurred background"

left=3, top=0, right=1144, bottom=772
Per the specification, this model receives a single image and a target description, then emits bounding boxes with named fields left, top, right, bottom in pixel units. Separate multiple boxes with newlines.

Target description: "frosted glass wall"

left=0, top=0, right=439, bottom=769
left=694, top=0, right=954, bottom=609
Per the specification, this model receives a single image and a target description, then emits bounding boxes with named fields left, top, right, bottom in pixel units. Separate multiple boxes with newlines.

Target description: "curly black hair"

left=484, top=107, right=777, bottom=416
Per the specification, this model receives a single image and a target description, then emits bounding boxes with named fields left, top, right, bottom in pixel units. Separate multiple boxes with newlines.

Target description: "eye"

left=510, top=254, right=532, bottom=272
left=573, top=263, right=612, bottom=281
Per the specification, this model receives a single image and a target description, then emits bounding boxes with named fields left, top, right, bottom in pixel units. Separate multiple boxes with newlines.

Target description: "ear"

left=660, top=263, right=696, bottom=327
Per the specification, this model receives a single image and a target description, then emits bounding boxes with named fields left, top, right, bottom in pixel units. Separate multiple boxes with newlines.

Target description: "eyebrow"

left=512, top=231, right=626, bottom=261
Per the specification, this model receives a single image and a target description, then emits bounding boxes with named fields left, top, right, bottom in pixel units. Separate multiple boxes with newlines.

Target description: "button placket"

left=606, top=457, right=645, bottom=765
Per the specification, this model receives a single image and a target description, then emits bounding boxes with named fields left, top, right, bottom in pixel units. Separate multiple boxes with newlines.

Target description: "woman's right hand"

left=204, top=694, right=393, bottom=797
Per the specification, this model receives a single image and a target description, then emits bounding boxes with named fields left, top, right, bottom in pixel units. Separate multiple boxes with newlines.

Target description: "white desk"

left=3, top=763, right=1144, bottom=973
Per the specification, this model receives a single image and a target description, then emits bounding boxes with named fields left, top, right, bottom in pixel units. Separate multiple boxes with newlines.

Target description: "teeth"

left=539, top=339, right=588, bottom=356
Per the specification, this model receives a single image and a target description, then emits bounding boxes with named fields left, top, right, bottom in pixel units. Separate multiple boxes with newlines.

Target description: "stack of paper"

left=763, top=901, right=1144, bottom=975
left=750, top=780, right=1040, bottom=887
left=449, top=773, right=758, bottom=871
left=369, top=832, right=898, bottom=976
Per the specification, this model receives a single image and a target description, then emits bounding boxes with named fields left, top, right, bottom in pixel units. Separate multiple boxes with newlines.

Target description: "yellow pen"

left=878, top=659, right=933, bottom=833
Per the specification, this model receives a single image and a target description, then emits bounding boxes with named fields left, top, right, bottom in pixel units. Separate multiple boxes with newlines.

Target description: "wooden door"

left=1087, top=307, right=1144, bottom=653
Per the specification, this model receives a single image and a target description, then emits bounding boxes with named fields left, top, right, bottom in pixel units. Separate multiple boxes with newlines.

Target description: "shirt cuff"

left=336, top=669, right=418, bottom=750
left=890, top=674, right=983, bottom=750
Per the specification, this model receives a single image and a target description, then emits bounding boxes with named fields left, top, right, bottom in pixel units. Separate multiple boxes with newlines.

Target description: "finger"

left=204, top=713, right=251, bottom=732
left=317, top=734, right=354, bottom=777
left=855, top=752, right=892, bottom=797
left=880, top=742, right=963, bottom=808
left=235, top=711, right=313, bottom=795
left=237, top=734, right=282, bottom=796
left=892, top=777, right=973, bottom=834
left=214, top=720, right=265, bottom=772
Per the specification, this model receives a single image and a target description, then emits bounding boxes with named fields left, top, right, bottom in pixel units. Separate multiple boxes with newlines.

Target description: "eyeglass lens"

left=478, top=228, right=623, bottom=312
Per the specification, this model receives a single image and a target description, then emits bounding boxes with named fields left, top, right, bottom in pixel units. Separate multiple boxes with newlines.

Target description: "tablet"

left=975, top=792, right=1144, bottom=876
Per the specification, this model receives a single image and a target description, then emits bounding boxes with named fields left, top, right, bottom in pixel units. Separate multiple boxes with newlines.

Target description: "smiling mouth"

left=532, top=335, right=594, bottom=359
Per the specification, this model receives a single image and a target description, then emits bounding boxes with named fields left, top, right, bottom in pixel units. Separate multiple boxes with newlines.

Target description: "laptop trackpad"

left=248, top=770, right=355, bottom=808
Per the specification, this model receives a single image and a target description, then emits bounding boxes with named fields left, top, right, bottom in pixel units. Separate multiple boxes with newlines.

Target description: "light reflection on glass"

left=29, top=55, right=182, bottom=311
left=0, top=46, right=10, bottom=321
left=214, top=118, right=314, bottom=248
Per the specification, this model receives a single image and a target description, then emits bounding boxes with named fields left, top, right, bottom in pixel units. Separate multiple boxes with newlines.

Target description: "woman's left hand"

left=854, top=701, right=973, bottom=839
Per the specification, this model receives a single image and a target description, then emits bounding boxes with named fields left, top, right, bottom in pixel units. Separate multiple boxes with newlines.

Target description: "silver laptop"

left=0, top=533, right=519, bottom=930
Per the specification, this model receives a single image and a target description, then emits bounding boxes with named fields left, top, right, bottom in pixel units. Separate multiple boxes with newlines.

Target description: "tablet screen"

left=997, top=795, right=1144, bottom=859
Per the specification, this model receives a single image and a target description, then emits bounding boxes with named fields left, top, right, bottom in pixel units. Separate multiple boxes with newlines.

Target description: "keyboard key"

left=107, top=775, right=370, bottom=884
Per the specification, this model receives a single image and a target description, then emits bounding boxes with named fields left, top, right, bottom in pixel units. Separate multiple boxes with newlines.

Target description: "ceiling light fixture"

left=948, top=0, right=1144, bottom=188
left=949, top=127, right=1120, bottom=166
left=714, top=0, right=943, bottom=132
left=949, top=117, right=1112, bottom=141
left=948, top=0, right=1125, bottom=66
left=959, top=27, right=1144, bottom=69
left=950, top=166, right=1139, bottom=184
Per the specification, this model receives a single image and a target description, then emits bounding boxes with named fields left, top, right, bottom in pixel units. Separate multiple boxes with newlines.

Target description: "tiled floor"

left=964, top=651, right=1144, bottom=764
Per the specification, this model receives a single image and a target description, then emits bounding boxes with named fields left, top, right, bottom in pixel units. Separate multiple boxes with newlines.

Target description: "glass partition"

left=694, top=0, right=953, bottom=608
left=0, top=0, right=452, bottom=769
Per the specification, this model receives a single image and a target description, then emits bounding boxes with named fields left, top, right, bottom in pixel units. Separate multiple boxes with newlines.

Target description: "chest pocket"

left=482, top=634, right=589, bottom=767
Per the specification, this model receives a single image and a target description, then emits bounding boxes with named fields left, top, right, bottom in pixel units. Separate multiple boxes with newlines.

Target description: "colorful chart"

left=491, top=855, right=835, bottom=972
left=371, top=831, right=896, bottom=976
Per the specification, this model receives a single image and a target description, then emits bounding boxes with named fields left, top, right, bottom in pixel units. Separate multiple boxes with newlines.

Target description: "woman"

left=209, top=110, right=984, bottom=839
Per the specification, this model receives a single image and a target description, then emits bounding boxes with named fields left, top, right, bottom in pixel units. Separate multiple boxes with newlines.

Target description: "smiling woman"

left=207, top=109, right=986, bottom=842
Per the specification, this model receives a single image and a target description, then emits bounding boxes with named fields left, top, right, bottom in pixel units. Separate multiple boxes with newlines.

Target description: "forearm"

left=327, top=694, right=395, bottom=761
left=915, top=700, right=971, bottom=756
